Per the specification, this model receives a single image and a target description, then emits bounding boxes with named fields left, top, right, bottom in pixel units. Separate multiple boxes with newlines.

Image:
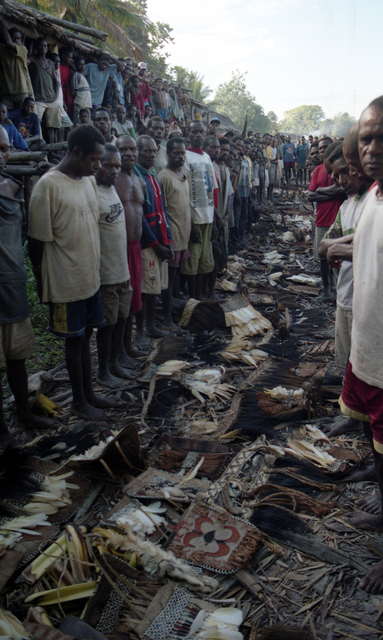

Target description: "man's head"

left=358, top=97, right=383, bottom=183
left=219, top=137, right=230, bottom=163
left=310, top=143, right=320, bottom=163
left=131, top=75, right=141, bottom=89
left=35, top=37, right=48, bottom=57
left=93, top=108, right=111, bottom=137
left=342, top=123, right=363, bottom=177
left=117, top=58, right=125, bottom=73
left=308, top=135, right=313, bottom=144
left=225, top=130, right=234, bottom=140
left=9, top=27, right=22, bottom=45
left=208, top=117, right=220, bottom=135
left=327, top=143, right=359, bottom=195
left=228, top=143, right=239, bottom=167
left=203, top=135, right=220, bottom=162
left=97, top=55, right=111, bottom=72
left=163, top=119, right=170, bottom=139
left=138, top=62, right=147, bottom=77
left=49, top=52, right=60, bottom=70
left=243, top=138, right=253, bottom=156
left=0, top=127, right=10, bottom=174
left=155, top=78, right=163, bottom=91
left=116, top=106, right=126, bottom=123
left=125, top=58, right=134, bottom=74
left=67, top=125, right=105, bottom=176
left=96, top=145, right=121, bottom=187
left=0, top=103, right=7, bottom=124
left=60, top=47, right=73, bottom=67
left=75, top=56, right=85, bottom=74
left=144, top=104, right=152, bottom=119
left=79, top=108, right=90, bottom=124
left=22, top=97, right=35, bottom=116
left=147, top=116, right=165, bottom=146
left=137, top=135, right=157, bottom=169
left=230, top=161, right=240, bottom=182
left=286, top=135, right=291, bottom=143
left=188, top=120, right=205, bottom=149
left=318, top=136, right=333, bottom=160
left=116, top=135, right=137, bottom=172
left=166, top=137, right=186, bottom=170
left=126, top=104, right=137, bottom=120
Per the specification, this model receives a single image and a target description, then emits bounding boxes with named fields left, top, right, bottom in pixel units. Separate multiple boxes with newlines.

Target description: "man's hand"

left=327, top=242, right=354, bottom=264
left=153, top=244, right=172, bottom=261
left=215, top=216, right=224, bottom=230
left=190, top=222, right=201, bottom=244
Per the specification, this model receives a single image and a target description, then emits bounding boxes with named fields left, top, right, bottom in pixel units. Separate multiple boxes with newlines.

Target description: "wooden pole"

left=7, top=151, right=47, bottom=164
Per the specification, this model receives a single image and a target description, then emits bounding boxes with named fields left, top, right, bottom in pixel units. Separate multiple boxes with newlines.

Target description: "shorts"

left=0, top=317, right=35, bottom=368
left=181, top=223, right=214, bottom=276
left=61, top=112, right=73, bottom=128
left=314, top=226, right=329, bottom=260
left=141, top=247, right=169, bottom=295
left=127, top=240, right=142, bottom=312
left=48, top=289, right=106, bottom=338
left=296, top=162, right=306, bottom=170
left=100, top=280, right=133, bottom=325
left=156, top=108, right=168, bottom=119
left=168, top=248, right=191, bottom=268
left=335, top=306, right=353, bottom=374
left=340, top=361, right=383, bottom=452
left=284, top=161, right=295, bottom=169
left=36, top=100, right=61, bottom=129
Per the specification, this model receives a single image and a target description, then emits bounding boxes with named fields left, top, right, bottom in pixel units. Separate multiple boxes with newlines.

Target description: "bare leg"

left=145, top=294, right=166, bottom=338
left=196, top=274, right=204, bottom=301
left=7, top=359, right=55, bottom=430
left=320, top=259, right=332, bottom=299
left=208, top=264, right=219, bottom=299
left=162, top=266, right=177, bottom=328
left=187, top=275, right=196, bottom=299
left=109, top=317, right=135, bottom=379
left=0, top=374, right=20, bottom=448
left=96, top=325, right=126, bottom=389
left=123, top=313, right=146, bottom=359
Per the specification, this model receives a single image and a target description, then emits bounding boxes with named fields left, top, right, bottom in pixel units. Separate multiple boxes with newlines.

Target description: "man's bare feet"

left=109, top=363, right=136, bottom=381
left=135, top=332, right=153, bottom=352
left=322, top=417, right=363, bottom=438
left=71, top=401, right=106, bottom=421
left=119, top=353, right=141, bottom=369
left=146, top=326, right=167, bottom=339
left=343, top=510, right=383, bottom=532
left=96, top=372, right=127, bottom=389
left=360, top=560, right=383, bottom=594
left=88, top=395, right=123, bottom=409
left=162, top=321, right=185, bottom=336
left=0, top=429, right=20, bottom=449
left=18, top=414, right=56, bottom=430
left=343, top=463, right=376, bottom=483
left=356, top=492, right=380, bottom=515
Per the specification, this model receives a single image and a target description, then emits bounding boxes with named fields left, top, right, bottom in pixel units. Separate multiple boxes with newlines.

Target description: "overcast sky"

left=146, top=0, right=382, bottom=121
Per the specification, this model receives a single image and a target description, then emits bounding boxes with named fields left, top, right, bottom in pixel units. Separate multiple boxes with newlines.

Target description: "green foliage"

left=208, top=70, right=271, bottom=135
left=170, top=66, right=212, bottom=101
left=267, top=111, right=278, bottom=126
left=24, top=246, right=64, bottom=372
left=126, top=0, right=174, bottom=76
left=280, top=104, right=325, bottom=134
left=319, top=112, right=356, bottom=137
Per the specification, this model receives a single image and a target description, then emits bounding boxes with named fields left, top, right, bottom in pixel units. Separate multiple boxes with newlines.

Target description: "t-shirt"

left=71, top=72, right=92, bottom=109
left=296, top=143, right=308, bottom=164
left=0, top=180, right=29, bottom=323
left=97, top=184, right=130, bottom=285
left=30, top=59, right=57, bottom=103
left=83, top=63, right=117, bottom=105
left=1, top=123, right=28, bottom=150
left=282, top=142, right=295, bottom=162
left=0, top=44, right=33, bottom=96
left=29, top=169, right=100, bottom=304
left=325, top=190, right=368, bottom=311
left=350, top=186, right=383, bottom=388
left=9, top=109, right=40, bottom=139
left=185, top=150, right=218, bottom=224
left=154, top=145, right=168, bottom=175
left=309, top=164, right=343, bottom=227
left=237, top=156, right=252, bottom=198
left=114, top=119, right=135, bottom=138
left=158, top=166, right=191, bottom=251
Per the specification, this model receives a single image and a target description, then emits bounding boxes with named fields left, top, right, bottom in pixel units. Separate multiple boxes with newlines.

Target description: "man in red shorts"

left=340, top=96, right=383, bottom=594
left=115, top=135, right=147, bottom=360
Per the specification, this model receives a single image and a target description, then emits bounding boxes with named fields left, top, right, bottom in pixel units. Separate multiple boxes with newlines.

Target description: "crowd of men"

left=2, top=24, right=383, bottom=595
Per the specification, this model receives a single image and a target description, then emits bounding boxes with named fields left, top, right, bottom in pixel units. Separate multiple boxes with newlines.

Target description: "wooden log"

left=5, top=165, right=42, bottom=176
left=7, top=151, right=47, bottom=163
left=43, top=142, right=68, bottom=152
left=4, top=0, right=108, bottom=40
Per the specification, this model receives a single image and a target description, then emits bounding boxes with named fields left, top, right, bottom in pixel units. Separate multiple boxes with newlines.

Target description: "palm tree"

left=18, top=0, right=154, bottom=57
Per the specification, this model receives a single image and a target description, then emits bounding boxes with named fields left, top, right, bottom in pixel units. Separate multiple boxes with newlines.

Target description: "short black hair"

left=189, top=119, right=205, bottom=130
left=103, top=143, right=120, bottom=157
left=79, top=108, right=89, bottom=116
left=320, top=136, right=333, bottom=146
left=232, top=135, right=243, bottom=144
left=166, top=137, right=185, bottom=154
left=342, top=123, right=359, bottom=159
left=219, top=137, right=230, bottom=147
left=230, top=143, right=239, bottom=152
left=23, top=97, right=35, bottom=105
left=9, top=27, right=21, bottom=37
left=202, top=135, right=219, bottom=149
left=328, top=142, right=344, bottom=165
left=93, top=107, right=110, bottom=120
left=35, top=37, right=48, bottom=47
left=74, top=56, right=85, bottom=65
left=99, top=54, right=111, bottom=63
left=136, top=134, right=155, bottom=150
left=147, top=116, right=164, bottom=128
left=68, top=125, right=105, bottom=155
left=323, top=140, right=340, bottom=161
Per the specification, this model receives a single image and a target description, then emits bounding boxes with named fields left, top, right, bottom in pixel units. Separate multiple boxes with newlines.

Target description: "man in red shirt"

left=308, top=136, right=344, bottom=300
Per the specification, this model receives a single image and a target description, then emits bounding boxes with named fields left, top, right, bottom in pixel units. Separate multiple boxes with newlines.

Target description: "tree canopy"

left=208, top=70, right=271, bottom=135
left=280, top=105, right=325, bottom=134
left=319, top=112, right=356, bottom=137
left=170, top=66, right=212, bottom=101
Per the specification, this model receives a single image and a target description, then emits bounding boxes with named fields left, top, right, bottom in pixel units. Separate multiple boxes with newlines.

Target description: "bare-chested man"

left=115, top=135, right=147, bottom=358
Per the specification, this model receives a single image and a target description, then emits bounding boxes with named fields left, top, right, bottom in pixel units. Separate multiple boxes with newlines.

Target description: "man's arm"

left=308, top=185, right=344, bottom=203
left=0, top=17, right=15, bottom=50
left=318, top=233, right=354, bottom=260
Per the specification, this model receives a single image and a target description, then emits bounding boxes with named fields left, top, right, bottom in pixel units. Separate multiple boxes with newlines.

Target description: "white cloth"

left=350, top=185, right=383, bottom=387
left=185, top=150, right=218, bottom=224
left=97, top=184, right=130, bottom=285
left=335, top=191, right=367, bottom=311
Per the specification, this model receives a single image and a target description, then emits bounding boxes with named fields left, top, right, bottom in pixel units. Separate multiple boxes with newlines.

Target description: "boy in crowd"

left=28, top=37, right=61, bottom=144
left=9, top=97, right=41, bottom=148
left=72, top=56, right=92, bottom=125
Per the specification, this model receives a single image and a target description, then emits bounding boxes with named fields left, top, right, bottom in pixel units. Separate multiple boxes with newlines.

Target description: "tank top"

left=32, top=60, right=56, bottom=103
